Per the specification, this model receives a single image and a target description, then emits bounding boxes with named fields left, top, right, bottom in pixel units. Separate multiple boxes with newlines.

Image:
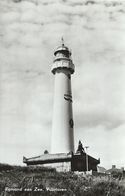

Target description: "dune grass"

left=0, top=163, right=125, bottom=195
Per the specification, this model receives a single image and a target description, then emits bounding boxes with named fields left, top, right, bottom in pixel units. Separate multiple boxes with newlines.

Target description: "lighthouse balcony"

left=51, top=61, right=75, bottom=74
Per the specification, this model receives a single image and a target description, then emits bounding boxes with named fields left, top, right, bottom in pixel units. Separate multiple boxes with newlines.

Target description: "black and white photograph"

left=0, top=0, right=125, bottom=195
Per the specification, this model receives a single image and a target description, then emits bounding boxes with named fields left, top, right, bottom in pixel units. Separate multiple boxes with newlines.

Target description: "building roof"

left=97, top=166, right=106, bottom=173
left=23, top=153, right=72, bottom=165
left=23, top=152, right=100, bottom=166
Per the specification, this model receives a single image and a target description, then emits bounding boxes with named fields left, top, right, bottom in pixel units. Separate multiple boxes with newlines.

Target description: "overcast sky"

left=0, top=0, right=125, bottom=169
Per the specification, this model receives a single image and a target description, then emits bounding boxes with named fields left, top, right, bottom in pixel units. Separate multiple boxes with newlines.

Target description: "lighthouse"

left=23, top=39, right=100, bottom=172
left=51, top=39, right=75, bottom=154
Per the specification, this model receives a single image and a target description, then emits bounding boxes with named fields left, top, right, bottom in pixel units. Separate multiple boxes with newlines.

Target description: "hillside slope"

left=0, top=164, right=125, bottom=196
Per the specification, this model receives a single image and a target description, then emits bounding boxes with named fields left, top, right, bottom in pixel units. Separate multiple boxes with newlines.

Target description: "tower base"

left=23, top=152, right=100, bottom=172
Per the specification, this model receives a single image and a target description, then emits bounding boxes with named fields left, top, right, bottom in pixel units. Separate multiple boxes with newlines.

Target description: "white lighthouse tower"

left=23, top=39, right=100, bottom=172
left=51, top=39, right=75, bottom=154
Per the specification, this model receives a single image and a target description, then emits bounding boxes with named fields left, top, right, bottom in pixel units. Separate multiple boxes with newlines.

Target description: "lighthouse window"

left=64, top=94, right=72, bottom=102
left=69, top=119, right=74, bottom=128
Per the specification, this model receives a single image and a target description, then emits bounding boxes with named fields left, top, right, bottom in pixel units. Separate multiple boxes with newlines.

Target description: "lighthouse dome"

left=54, top=44, right=71, bottom=56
